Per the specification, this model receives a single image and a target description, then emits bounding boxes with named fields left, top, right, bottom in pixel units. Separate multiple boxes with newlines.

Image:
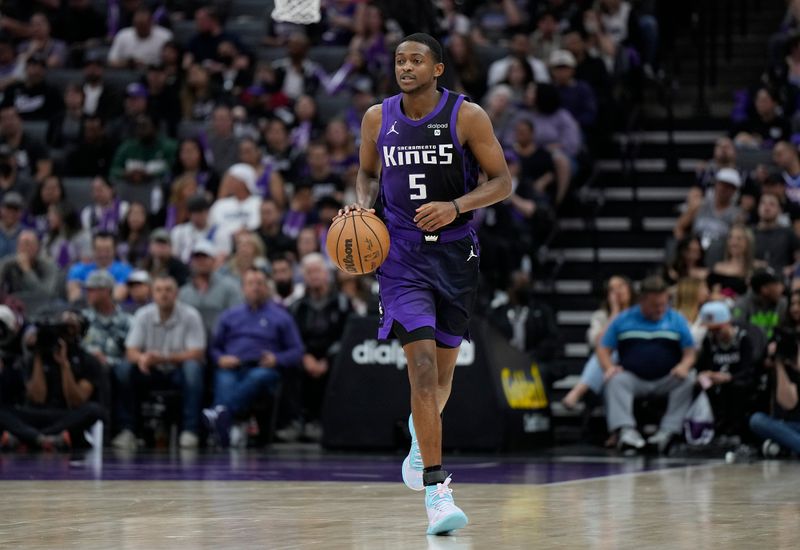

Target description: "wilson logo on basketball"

left=343, top=239, right=357, bottom=273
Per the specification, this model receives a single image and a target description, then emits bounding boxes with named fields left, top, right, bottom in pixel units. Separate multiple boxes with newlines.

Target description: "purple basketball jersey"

left=375, top=88, right=479, bottom=234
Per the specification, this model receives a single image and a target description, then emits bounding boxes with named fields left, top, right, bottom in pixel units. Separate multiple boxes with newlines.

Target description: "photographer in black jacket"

left=0, top=309, right=106, bottom=451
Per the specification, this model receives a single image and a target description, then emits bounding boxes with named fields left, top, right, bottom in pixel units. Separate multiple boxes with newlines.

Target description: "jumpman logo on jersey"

left=387, top=121, right=399, bottom=136
left=467, top=246, right=478, bottom=262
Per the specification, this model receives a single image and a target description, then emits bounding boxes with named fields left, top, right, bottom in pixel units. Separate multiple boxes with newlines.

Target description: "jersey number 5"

left=409, top=174, right=427, bottom=200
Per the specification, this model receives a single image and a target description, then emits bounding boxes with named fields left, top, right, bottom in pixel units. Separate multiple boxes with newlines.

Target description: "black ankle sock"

left=423, top=465, right=448, bottom=486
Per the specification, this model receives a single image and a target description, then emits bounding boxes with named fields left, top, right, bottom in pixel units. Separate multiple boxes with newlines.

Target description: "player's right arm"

left=336, top=104, right=382, bottom=219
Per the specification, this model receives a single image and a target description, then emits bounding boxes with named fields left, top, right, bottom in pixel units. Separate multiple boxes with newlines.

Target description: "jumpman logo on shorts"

left=387, top=121, right=399, bottom=136
left=467, top=246, right=477, bottom=262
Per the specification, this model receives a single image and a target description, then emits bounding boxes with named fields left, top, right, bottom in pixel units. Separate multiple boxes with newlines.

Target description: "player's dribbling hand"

left=334, top=204, right=375, bottom=222
left=414, top=201, right=457, bottom=232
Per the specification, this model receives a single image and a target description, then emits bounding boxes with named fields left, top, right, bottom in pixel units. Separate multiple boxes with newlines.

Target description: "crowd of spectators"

left=0, top=0, right=666, bottom=452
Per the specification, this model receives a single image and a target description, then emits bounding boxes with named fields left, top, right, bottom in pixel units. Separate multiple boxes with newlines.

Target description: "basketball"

left=327, top=210, right=390, bottom=275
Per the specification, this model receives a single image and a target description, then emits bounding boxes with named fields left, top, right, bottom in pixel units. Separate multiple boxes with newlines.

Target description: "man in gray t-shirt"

left=676, top=168, right=743, bottom=250
left=114, top=275, right=206, bottom=450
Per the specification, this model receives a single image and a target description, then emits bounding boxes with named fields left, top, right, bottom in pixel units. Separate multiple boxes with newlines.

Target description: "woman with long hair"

left=172, top=138, right=219, bottom=198
left=708, top=223, right=755, bottom=299
left=180, top=64, right=220, bottom=121
left=26, top=175, right=67, bottom=235
left=562, top=275, right=634, bottom=409
left=674, top=277, right=711, bottom=347
left=446, top=33, right=487, bottom=101
left=80, top=176, right=129, bottom=233
left=165, top=174, right=200, bottom=229
left=117, top=202, right=151, bottom=267
left=663, top=235, right=708, bottom=286
left=42, top=204, right=91, bottom=269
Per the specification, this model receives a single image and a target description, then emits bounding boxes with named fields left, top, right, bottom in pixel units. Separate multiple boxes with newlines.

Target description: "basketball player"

left=336, top=33, right=511, bottom=535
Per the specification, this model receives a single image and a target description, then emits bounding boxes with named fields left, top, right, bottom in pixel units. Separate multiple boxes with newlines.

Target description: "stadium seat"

left=309, top=46, right=348, bottom=73
left=315, top=93, right=351, bottom=124
left=46, top=68, right=83, bottom=91
left=177, top=120, right=207, bottom=140
left=475, top=44, right=509, bottom=69
left=23, top=121, right=48, bottom=145
left=63, top=177, right=94, bottom=211
left=257, top=47, right=286, bottom=63
left=230, top=0, right=273, bottom=20
left=172, top=20, right=196, bottom=47
left=226, top=20, right=267, bottom=51
left=104, top=69, right=143, bottom=92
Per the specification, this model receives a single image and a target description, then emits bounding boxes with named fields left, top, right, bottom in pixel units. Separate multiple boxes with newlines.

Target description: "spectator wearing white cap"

left=674, top=167, right=745, bottom=249
left=209, top=163, right=262, bottom=248
left=171, top=194, right=230, bottom=264
left=695, top=301, right=757, bottom=438
left=549, top=49, right=597, bottom=132
left=121, top=269, right=152, bottom=314
left=179, top=240, right=242, bottom=334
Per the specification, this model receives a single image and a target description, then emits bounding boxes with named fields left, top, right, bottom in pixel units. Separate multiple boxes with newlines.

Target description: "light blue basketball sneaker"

left=402, top=414, right=424, bottom=491
left=425, top=475, right=469, bottom=535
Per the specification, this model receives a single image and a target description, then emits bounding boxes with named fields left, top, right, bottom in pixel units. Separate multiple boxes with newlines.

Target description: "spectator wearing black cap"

left=108, top=5, right=173, bottom=69
left=142, top=228, right=190, bottom=287
left=82, top=50, right=121, bottom=121
left=0, top=192, right=24, bottom=258
left=106, top=83, right=150, bottom=146
left=0, top=106, right=51, bottom=184
left=179, top=240, right=242, bottom=334
left=734, top=267, right=787, bottom=340
left=171, top=194, right=229, bottom=263
left=144, top=63, right=181, bottom=138
left=0, top=53, right=63, bottom=121
left=754, top=193, right=800, bottom=274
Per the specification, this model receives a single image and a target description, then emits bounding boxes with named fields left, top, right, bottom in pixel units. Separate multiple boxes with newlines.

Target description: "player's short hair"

left=399, top=33, right=443, bottom=64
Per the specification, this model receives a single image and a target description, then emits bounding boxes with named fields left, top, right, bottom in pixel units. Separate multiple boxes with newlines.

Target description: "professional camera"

left=32, top=310, right=88, bottom=357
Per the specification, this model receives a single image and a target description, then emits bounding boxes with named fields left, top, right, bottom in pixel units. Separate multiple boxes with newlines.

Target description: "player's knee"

left=408, top=354, right=437, bottom=390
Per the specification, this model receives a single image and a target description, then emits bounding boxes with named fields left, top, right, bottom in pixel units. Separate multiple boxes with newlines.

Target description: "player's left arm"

left=414, top=101, right=511, bottom=232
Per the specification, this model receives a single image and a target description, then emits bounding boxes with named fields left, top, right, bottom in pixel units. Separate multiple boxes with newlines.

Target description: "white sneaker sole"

left=427, top=510, right=468, bottom=535
left=402, top=454, right=424, bottom=491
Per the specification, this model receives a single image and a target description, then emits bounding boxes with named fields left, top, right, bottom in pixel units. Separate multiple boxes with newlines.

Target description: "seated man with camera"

left=0, top=309, right=106, bottom=451
left=120, top=275, right=206, bottom=449
left=749, top=319, right=800, bottom=457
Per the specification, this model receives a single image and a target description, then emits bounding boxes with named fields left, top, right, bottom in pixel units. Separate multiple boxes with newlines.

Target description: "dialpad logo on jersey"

left=382, top=144, right=453, bottom=167
left=427, top=122, right=448, bottom=136
left=352, top=339, right=475, bottom=369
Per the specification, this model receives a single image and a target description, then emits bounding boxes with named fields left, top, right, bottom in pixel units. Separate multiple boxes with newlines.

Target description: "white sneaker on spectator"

left=275, top=420, right=303, bottom=443
left=303, top=421, right=322, bottom=442
left=179, top=431, right=199, bottom=449
left=647, top=430, right=675, bottom=453
left=761, top=439, right=782, bottom=458
left=230, top=423, right=248, bottom=449
left=618, top=428, right=646, bottom=450
left=111, top=429, right=138, bottom=451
